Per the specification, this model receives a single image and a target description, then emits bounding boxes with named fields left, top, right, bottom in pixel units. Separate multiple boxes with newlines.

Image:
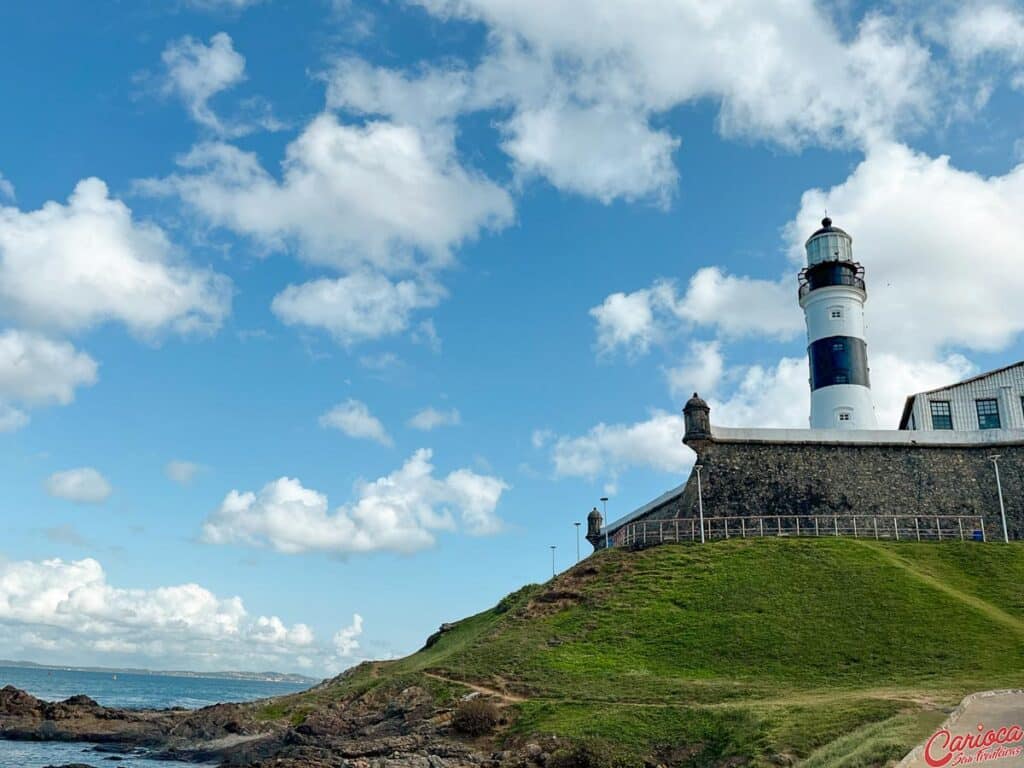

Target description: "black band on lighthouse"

left=808, top=336, right=870, bottom=390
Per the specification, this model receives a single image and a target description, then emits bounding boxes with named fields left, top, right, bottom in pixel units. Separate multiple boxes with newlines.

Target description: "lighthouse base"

left=810, top=385, right=877, bottom=429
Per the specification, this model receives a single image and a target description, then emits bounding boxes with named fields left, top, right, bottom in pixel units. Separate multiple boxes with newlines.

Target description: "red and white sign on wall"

left=900, top=691, right=1024, bottom=768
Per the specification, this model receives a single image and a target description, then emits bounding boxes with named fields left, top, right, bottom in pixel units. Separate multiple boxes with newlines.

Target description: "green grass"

left=264, top=540, right=1024, bottom=766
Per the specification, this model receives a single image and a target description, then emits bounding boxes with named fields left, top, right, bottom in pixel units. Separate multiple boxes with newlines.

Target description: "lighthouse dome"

left=805, top=216, right=854, bottom=266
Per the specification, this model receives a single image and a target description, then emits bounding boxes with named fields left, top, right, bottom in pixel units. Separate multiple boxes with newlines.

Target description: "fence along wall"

left=605, top=438, right=1024, bottom=545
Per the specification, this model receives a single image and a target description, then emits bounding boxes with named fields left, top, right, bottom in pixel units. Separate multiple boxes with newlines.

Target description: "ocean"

left=0, top=665, right=313, bottom=768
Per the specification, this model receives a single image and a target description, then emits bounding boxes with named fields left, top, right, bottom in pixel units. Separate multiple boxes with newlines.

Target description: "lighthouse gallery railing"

left=616, top=514, right=987, bottom=547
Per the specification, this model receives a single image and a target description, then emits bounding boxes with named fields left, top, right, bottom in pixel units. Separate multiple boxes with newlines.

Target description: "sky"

left=3, top=0, right=1024, bottom=676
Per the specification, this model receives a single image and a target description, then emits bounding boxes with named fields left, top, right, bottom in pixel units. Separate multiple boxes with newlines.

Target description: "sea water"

left=0, top=665, right=312, bottom=768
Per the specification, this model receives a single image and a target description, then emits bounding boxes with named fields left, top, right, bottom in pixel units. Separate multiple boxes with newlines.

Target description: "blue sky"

left=3, top=0, right=1024, bottom=675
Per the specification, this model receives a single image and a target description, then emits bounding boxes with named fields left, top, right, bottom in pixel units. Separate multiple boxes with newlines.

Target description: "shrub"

left=452, top=697, right=500, bottom=736
left=547, top=738, right=641, bottom=768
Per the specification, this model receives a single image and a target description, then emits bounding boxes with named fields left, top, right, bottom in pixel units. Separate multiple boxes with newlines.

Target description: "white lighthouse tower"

left=798, top=217, right=877, bottom=429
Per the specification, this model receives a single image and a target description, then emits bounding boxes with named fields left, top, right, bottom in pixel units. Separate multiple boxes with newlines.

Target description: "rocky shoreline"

left=0, top=681, right=530, bottom=768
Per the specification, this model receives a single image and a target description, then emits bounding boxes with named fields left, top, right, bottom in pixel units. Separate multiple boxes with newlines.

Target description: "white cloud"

left=0, top=177, right=230, bottom=336
left=550, top=410, right=689, bottom=481
left=0, top=173, right=14, bottom=201
left=201, top=448, right=507, bottom=554
left=0, top=330, right=98, bottom=406
left=946, top=3, right=1024, bottom=67
left=673, top=268, right=801, bottom=340
left=165, top=460, right=203, bottom=486
left=531, top=428, right=553, bottom=449
left=185, top=0, right=265, bottom=10
left=411, top=319, right=442, bottom=353
left=0, top=556, right=333, bottom=673
left=45, top=468, right=113, bottom=504
left=272, top=273, right=444, bottom=345
left=146, top=115, right=514, bottom=275
left=501, top=102, right=679, bottom=205
left=333, top=613, right=363, bottom=657
left=408, top=406, right=461, bottom=431
left=590, top=280, right=675, bottom=357
left=319, top=399, right=392, bottom=446
left=665, top=340, right=724, bottom=399
left=391, top=0, right=933, bottom=203
left=0, top=404, right=28, bottom=433
left=789, top=142, right=1024, bottom=359
left=162, top=33, right=246, bottom=134
left=591, top=271, right=800, bottom=358
left=0, top=331, right=98, bottom=430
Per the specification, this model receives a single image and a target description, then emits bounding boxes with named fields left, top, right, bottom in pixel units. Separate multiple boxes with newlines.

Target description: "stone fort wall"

left=612, top=438, right=1024, bottom=542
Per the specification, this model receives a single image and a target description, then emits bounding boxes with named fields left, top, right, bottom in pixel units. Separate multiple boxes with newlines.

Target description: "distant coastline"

left=0, top=659, right=318, bottom=685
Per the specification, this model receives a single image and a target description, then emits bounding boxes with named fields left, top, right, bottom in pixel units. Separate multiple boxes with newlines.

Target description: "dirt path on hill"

left=853, top=540, right=1024, bottom=638
left=422, top=671, right=948, bottom=711
left=423, top=671, right=528, bottom=703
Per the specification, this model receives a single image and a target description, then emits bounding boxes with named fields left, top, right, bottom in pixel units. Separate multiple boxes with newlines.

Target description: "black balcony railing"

left=798, top=261, right=866, bottom=299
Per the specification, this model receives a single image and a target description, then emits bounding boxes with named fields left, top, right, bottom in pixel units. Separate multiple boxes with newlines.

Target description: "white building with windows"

left=899, top=362, right=1024, bottom=432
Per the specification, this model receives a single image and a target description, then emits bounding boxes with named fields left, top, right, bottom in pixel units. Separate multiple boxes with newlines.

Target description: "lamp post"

left=574, top=521, right=581, bottom=562
left=550, top=545, right=557, bottom=577
left=600, top=496, right=609, bottom=548
left=694, top=464, right=705, bottom=544
left=990, top=454, right=1010, bottom=543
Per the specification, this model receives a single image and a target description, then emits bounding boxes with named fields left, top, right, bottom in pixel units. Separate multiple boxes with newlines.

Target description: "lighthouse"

left=798, top=217, right=876, bottom=429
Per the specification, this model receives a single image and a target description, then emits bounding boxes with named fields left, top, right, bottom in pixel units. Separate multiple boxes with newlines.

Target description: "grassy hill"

left=262, top=539, right=1024, bottom=767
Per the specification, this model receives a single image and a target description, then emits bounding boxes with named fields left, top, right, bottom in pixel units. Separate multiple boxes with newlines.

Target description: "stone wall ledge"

left=710, top=425, right=1024, bottom=447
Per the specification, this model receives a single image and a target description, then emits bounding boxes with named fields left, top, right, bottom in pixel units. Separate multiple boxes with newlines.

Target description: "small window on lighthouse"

left=830, top=308, right=843, bottom=320
left=838, top=413, right=851, bottom=422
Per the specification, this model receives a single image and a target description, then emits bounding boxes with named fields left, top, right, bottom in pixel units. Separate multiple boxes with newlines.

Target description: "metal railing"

left=615, top=514, right=988, bottom=547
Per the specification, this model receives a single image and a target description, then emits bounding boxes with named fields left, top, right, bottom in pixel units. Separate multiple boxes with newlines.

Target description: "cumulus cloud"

left=501, top=102, right=679, bottom=205
left=319, top=399, right=392, bottom=446
left=789, top=142, right=1024, bottom=358
left=0, top=330, right=98, bottom=430
left=272, top=273, right=444, bottom=345
left=665, top=340, right=724, bottom=399
left=0, top=178, right=230, bottom=337
left=0, top=556, right=343, bottom=673
left=45, top=468, right=112, bottom=504
left=201, top=449, right=507, bottom=554
left=146, top=115, right=513, bottom=274
left=185, top=0, right=265, bottom=11
left=0, top=403, right=28, bottom=433
left=145, top=114, right=511, bottom=344
left=408, top=407, right=461, bottom=431
left=162, top=33, right=246, bottom=134
left=165, top=460, right=204, bottom=486
left=591, top=271, right=800, bottom=358
left=946, top=3, right=1024, bottom=70
left=550, top=410, right=689, bottom=481
left=333, top=613, right=363, bottom=657
left=0, top=173, right=14, bottom=201
left=373, top=0, right=934, bottom=203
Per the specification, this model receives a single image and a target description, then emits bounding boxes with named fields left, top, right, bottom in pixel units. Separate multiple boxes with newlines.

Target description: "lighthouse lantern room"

left=798, top=217, right=877, bottom=429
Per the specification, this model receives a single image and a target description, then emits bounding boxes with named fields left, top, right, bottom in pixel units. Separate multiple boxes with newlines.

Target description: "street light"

left=990, top=454, right=1010, bottom=543
left=600, top=496, right=609, bottom=548
left=574, top=521, right=581, bottom=562
left=694, top=464, right=705, bottom=544
left=550, top=545, right=557, bottom=577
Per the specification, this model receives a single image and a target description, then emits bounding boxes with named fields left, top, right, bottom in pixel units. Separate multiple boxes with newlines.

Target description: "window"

left=832, top=340, right=845, bottom=351
left=834, top=374, right=848, bottom=384
left=976, top=398, right=1001, bottom=430
left=830, top=308, right=843, bottom=319
left=930, top=401, right=953, bottom=430
left=838, top=413, right=851, bottom=421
